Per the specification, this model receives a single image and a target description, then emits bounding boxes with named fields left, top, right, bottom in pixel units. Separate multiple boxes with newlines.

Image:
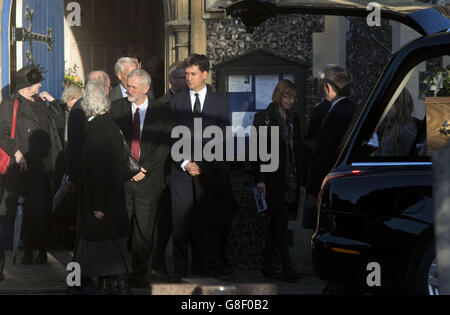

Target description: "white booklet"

left=253, top=187, right=268, bottom=213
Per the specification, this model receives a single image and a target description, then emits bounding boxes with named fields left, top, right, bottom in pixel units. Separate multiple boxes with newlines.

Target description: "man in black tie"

left=170, top=54, right=234, bottom=280
left=110, top=69, right=174, bottom=287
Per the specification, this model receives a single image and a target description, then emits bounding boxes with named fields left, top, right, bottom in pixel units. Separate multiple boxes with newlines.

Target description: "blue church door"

left=13, top=0, right=64, bottom=98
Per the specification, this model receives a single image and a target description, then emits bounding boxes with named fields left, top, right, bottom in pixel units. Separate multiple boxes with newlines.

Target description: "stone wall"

left=346, top=17, right=393, bottom=108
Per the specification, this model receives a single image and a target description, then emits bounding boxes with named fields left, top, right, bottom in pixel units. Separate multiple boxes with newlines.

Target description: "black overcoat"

left=78, top=113, right=130, bottom=241
left=252, top=102, right=303, bottom=215
left=0, top=93, right=64, bottom=218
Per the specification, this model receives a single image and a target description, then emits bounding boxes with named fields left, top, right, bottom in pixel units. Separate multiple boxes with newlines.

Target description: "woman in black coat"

left=74, top=82, right=131, bottom=295
left=252, top=79, right=302, bottom=282
left=0, top=64, right=64, bottom=265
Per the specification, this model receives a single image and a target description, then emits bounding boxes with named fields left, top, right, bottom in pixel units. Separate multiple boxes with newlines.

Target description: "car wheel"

left=416, top=243, right=439, bottom=295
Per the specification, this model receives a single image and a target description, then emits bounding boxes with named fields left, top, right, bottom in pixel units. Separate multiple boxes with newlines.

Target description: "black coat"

left=299, top=99, right=331, bottom=187
left=0, top=93, right=64, bottom=218
left=252, top=103, right=303, bottom=214
left=306, top=97, right=358, bottom=196
left=66, top=99, right=85, bottom=186
left=78, top=113, right=130, bottom=241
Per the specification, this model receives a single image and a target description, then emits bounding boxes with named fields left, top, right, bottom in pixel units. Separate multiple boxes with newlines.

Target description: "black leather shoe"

left=261, top=268, right=281, bottom=280
left=33, top=251, right=48, bottom=265
left=282, top=272, right=301, bottom=283
left=128, top=274, right=150, bottom=288
left=20, top=255, right=33, bottom=265
left=98, top=276, right=114, bottom=295
left=0, top=258, right=5, bottom=282
left=115, top=274, right=132, bottom=295
left=151, top=269, right=175, bottom=282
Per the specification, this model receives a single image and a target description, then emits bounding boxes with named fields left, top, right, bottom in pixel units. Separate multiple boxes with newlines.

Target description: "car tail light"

left=318, top=170, right=367, bottom=210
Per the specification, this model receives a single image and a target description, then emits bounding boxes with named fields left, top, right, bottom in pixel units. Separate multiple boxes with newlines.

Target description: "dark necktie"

left=194, top=93, right=201, bottom=115
left=131, top=107, right=141, bottom=161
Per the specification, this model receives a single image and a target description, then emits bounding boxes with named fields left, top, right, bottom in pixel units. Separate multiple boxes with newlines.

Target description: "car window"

left=353, top=54, right=450, bottom=162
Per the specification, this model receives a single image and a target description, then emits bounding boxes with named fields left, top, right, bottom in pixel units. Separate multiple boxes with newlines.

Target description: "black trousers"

left=264, top=203, right=296, bottom=274
left=172, top=176, right=226, bottom=277
left=151, top=188, right=171, bottom=272
left=125, top=181, right=159, bottom=275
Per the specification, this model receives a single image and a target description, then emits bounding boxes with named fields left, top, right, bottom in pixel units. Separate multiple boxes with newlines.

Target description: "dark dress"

left=75, top=112, right=131, bottom=277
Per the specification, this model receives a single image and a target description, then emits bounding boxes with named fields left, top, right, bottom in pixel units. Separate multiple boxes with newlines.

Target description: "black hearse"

left=226, top=0, right=450, bottom=294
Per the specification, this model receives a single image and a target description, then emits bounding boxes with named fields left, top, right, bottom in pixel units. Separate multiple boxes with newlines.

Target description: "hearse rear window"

left=355, top=55, right=450, bottom=162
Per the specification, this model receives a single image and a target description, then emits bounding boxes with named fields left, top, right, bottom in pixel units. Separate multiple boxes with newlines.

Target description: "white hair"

left=61, top=86, right=83, bottom=104
left=114, top=57, right=139, bottom=75
left=87, top=70, right=110, bottom=86
left=127, top=69, right=151, bottom=88
left=81, top=82, right=110, bottom=118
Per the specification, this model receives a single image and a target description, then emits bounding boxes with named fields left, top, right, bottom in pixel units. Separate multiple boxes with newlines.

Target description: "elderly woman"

left=74, top=82, right=131, bottom=295
left=0, top=64, right=64, bottom=265
left=60, top=86, right=83, bottom=148
left=252, top=79, right=302, bottom=282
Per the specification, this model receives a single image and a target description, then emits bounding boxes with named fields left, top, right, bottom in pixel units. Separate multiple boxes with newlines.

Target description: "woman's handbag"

left=119, top=129, right=141, bottom=181
left=0, top=99, right=19, bottom=175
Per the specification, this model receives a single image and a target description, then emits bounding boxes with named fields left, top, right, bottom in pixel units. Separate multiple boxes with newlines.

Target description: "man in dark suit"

left=110, top=69, right=174, bottom=287
left=109, top=57, right=139, bottom=103
left=303, top=65, right=357, bottom=229
left=170, top=54, right=234, bottom=280
left=151, top=61, right=189, bottom=281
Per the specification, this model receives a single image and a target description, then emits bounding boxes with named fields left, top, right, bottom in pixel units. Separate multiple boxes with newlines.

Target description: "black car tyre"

left=416, top=243, right=438, bottom=295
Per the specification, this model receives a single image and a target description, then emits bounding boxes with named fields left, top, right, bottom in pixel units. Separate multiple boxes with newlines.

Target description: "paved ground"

left=0, top=249, right=325, bottom=295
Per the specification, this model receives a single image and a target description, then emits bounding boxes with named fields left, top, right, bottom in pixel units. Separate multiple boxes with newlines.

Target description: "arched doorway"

left=63, top=0, right=166, bottom=98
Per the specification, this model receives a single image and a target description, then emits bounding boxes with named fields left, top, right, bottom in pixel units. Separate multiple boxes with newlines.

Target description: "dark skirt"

left=75, top=237, right=131, bottom=277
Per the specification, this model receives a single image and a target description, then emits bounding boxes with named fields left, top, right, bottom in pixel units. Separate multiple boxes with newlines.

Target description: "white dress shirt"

left=131, top=96, right=149, bottom=139
left=189, top=85, right=207, bottom=112
left=120, top=84, right=128, bottom=98
left=181, top=85, right=208, bottom=171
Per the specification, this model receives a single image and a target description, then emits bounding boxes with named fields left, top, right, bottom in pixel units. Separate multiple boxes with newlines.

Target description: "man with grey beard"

left=110, top=69, right=174, bottom=288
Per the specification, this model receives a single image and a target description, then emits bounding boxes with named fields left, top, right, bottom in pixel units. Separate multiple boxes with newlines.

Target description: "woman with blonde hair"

left=380, top=88, right=418, bottom=156
left=252, top=79, right=302, bottom=282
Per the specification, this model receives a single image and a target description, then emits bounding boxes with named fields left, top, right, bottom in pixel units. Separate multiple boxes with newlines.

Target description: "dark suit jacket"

left=66, top=99, right=86, bottom=186
left=169, top=88, right=234, bottom=224
left=109, top=84, right=125, bottom=103
left=306, top=97, right=357, bottom=196
left=300, top=99, right=331, bottom=186
left=110, top=97, right=174, bottom=198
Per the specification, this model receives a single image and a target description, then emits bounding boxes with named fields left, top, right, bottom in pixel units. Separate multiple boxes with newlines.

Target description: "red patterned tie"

left=131, top=107, right=140, bottom=161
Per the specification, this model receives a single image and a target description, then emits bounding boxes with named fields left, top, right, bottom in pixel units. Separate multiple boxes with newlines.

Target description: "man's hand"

left=185, top=162, right=201, bottom=176
left=131, top=167, right=147, bottom=182
left=93, top=211, right=104, bottom=220
left=14, top=150, right=27, bottom=172
left=39, top=91, right=55, bottom=103
left=256, top=182, right=266, bottom=198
